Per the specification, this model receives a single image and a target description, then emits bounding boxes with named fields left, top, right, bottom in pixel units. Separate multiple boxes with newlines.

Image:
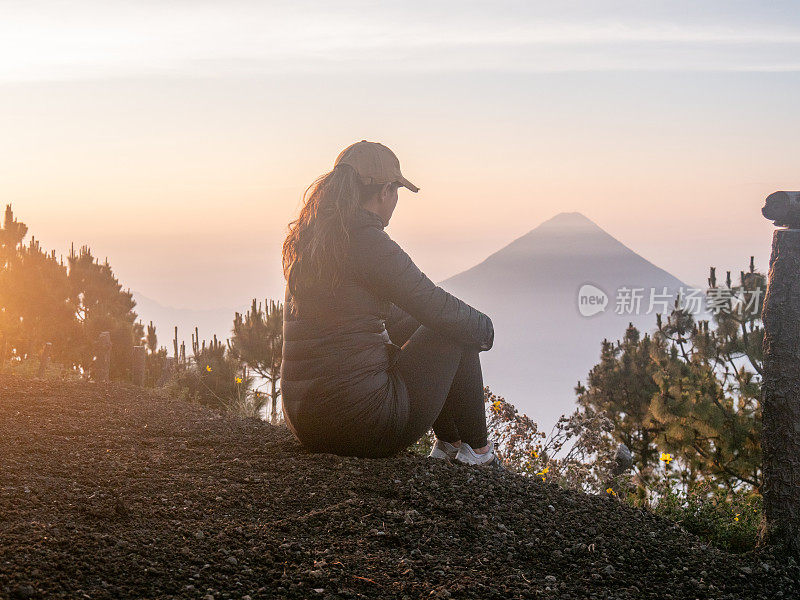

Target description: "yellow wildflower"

left=606, top=487, right=616, bottom=496
left=236, top=377, right=242, bottom=384
left=660, top=452, right=672, bottom=465
left=206, top=365, right=212, bottom=372
left=492, top=401, right=503, bottom=413
left=734, top=513, right=740, bottom=522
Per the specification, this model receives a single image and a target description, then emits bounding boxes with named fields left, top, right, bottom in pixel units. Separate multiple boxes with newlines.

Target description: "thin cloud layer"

left=2, top=1, right=800, bottom=81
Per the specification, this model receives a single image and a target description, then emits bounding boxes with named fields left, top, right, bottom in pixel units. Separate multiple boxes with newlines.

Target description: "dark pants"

left=383, top=308, right=488, bottom=453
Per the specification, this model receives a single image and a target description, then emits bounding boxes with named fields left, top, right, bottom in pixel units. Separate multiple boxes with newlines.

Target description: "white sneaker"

left=429, top=439, right=459, bottom=460
left=454, top=442, right=503, bottom=468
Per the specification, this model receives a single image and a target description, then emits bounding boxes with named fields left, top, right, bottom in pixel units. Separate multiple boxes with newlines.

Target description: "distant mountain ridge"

left=132, top=292, right=246, bottom=351
left=441, top=211, right=688, bottom=430
left=445, top=212, right=681, bottom=294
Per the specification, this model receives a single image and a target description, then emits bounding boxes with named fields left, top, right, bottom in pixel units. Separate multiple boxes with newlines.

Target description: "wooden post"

left=132, top=345, right=146, bottom=386
left=96, top=331, right=112, bottom=382
left=37, top=342, right=52, bottom=378
left=760, top=191, right=800, bottom=556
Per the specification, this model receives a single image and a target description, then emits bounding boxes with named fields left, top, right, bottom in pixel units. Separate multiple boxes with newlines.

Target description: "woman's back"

left=281, top=141, right=495, bottom=461
left=281, top=207, right=404, bottom=454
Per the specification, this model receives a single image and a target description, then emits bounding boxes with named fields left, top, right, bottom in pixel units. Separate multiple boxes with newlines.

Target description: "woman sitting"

left=280, top=140, right=498, bottom=467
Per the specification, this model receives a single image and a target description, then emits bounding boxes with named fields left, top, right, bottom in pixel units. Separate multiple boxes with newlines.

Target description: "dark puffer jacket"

left=281, top=207, right=493, bottom=456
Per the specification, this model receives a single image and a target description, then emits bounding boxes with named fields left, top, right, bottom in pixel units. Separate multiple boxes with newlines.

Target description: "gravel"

left=1, top=375, right=798, bottom=599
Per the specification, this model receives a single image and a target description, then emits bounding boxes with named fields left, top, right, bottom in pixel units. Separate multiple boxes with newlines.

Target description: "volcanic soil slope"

left=0, top=376, right=797, bottom=599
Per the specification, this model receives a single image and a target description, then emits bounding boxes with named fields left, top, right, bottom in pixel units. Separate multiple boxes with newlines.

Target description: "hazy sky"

left=2, top=1, right=798, bottom=309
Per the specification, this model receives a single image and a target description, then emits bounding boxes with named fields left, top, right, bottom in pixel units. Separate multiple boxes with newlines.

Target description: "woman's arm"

left=351, top=226, right=494, bottom=350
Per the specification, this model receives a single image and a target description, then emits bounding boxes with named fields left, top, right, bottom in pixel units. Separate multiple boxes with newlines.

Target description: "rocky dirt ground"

left=1, top=375, right=798, bottom=600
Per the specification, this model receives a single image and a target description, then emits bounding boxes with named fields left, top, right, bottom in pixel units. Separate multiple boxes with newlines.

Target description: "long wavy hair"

left=282, top=163, right=383, bottom=296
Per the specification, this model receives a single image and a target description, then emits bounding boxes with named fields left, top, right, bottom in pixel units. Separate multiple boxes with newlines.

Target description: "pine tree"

left=0, top=206, right=147, bottom=380
left=229, top=299, right=283, bottom=422
left=67, top=245, right=144, bottom=379
left=0, top=205, right=28, bottom=264
left=146, top=321, right=158, bottom=354
left=0, top=206, right=75, bottom=364
left=652, top=285, right=762, bottom=491
left=576, top=324, right=665, bottom=499
left=577, top=258, right=765, bottom=498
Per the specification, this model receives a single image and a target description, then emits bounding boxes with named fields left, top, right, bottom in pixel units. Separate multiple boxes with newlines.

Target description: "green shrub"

left=166, top=359, right=260, bottom=416
left=647, top=481, right=762, bottom=553
left=165, top=332, right=263, bottom=418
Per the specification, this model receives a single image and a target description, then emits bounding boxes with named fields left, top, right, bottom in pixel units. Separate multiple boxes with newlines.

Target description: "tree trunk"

left=760, top=228, right=800, bottom=555
left=270, top=375, right=278, bottom=424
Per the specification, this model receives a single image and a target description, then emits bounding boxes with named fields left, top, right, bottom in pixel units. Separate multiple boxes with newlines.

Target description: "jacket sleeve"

left=351, top=226, right=494, bottom=351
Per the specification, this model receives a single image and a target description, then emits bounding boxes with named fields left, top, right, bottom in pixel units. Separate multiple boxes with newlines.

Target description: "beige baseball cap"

left=334, top=140, right=419, bottom=193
